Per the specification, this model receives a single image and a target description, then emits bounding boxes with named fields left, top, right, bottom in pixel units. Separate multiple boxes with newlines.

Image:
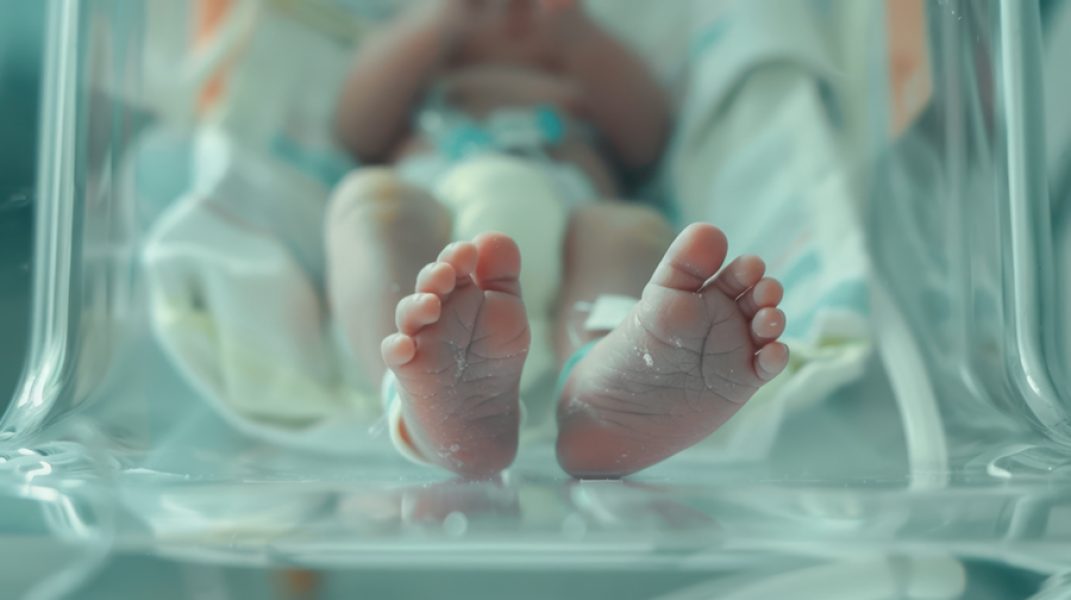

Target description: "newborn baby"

left=328, top=0, right=788, bottom=478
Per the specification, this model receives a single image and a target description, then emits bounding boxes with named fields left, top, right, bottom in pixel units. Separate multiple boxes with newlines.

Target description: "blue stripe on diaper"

left=784, top=279, right=869, bottom=339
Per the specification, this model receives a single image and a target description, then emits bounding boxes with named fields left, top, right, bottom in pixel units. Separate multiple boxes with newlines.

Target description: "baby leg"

left=325, top=169, right=452, bottom=386
left=555, top=209, right=789, bottom=478
left=554, top=203, right=675, bottom=361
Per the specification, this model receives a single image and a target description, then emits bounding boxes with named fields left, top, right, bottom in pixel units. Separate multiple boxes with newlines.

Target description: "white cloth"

left=142, top=128, right=382, bottom=454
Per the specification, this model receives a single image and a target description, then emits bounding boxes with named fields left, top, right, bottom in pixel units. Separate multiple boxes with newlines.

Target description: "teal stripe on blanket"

left=270, top=133, right=356, bottom=188
left=778, top=248, right=821, bottom=291
left=784, top=279, right=869, bottom=340
left=690, top=19, right=732, bottom=59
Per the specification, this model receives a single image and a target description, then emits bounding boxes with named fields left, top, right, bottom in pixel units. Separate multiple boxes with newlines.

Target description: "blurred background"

left=1, top=0, right=1070, bottom=598
left=0, top=1, right=44, bottom=412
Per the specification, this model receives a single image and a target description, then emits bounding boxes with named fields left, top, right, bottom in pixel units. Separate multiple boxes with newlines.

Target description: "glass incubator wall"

left=1, top=0, right=1069, bottom=597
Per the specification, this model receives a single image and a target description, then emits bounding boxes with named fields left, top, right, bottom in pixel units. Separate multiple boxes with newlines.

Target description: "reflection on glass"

left=0, top=0, right=1069, bottom=584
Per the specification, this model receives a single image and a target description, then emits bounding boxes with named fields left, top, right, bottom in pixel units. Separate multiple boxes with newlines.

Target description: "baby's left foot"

left=557, top=224, right=789, bottom=478
left=382, top=234, right=530, bottom=478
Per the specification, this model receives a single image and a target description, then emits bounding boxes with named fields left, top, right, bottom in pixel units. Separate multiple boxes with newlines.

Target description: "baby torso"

left=392, top=33, right=619, bottom=197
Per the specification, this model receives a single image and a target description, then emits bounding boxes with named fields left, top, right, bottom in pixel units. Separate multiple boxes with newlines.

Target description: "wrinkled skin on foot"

left=382, top=234, right=530, bottom=478
left=556, top=223, right=789, bottom=478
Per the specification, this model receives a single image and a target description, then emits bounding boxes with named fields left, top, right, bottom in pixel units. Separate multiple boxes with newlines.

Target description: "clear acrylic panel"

left=1, top=0, right=1070, bottom=594
left=871, top=0, right=1071, bottom=466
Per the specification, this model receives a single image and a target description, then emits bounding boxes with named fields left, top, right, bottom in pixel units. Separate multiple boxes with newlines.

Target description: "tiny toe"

left=473, top=232, right=522, bottom=295
left=755, top=342, right=789, bottom=381
left=381, top=333, right=417, bottom=367
left=649, top=223, right=729, bottom=291
left=712, top=255, right=766, bottom=300
left=395, top=293, right=442, bottom=335
left=738, top=278, right=783, bottom=317
left=438, top=242, right=479, bottom=279
left=751, top=307, right=786, bottom=343
left=415, top=262, right=457, bottom=296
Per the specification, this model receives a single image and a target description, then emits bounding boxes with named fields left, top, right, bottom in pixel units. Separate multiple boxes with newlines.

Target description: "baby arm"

left=544, top=2, right=672, bottom=175
left=334, top=3, right=460, bottom=163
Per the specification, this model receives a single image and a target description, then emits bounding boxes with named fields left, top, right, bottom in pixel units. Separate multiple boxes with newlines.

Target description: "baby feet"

left=382, top=233, right=530, bottom=478
left=556, top=224, right=789, bottom=478
left=382, top=225, right=788, bottom=479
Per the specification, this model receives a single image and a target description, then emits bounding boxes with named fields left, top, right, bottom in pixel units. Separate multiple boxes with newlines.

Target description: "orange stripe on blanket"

left=195, top=0, right=235, bottom=116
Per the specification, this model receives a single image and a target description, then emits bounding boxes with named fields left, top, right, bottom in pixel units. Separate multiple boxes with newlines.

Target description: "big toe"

left=473, top=232, right=522, bottom=295
left=649, top=224, right=729, bottom=292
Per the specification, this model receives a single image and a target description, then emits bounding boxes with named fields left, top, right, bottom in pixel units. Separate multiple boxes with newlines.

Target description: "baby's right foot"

left=382, top=234, right=530, bottom=478
left=556, top=224, right=789, bottom=478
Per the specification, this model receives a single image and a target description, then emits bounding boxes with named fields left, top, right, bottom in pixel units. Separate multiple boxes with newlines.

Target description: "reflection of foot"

left=557, top=224, right=789, bottom=478
left=401, top=478, right=521, bottom=527
left=382, top=233, right=530, bottom=478
left=569, top=480, right=716, bottom=530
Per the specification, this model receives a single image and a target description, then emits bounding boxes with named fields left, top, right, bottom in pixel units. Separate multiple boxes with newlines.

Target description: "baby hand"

left=426, top=0, right=591, bottom=56
left=414, top=0, right=493, bottom=52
